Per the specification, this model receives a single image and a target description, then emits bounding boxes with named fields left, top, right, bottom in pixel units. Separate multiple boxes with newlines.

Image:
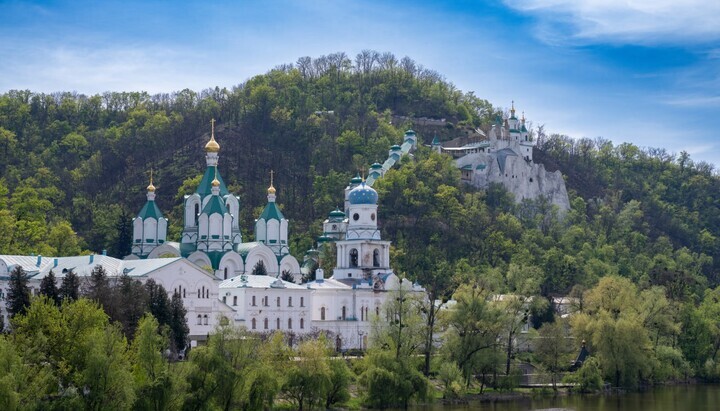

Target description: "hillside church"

left=0, top=121, right=423, bottom=349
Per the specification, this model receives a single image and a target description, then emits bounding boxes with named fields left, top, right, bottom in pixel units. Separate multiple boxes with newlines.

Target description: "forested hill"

left=0, top=51, right=719, bottom=293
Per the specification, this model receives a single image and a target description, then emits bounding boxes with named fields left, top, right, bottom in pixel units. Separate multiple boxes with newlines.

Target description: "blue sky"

left=1, top=0, right=719, bottom=167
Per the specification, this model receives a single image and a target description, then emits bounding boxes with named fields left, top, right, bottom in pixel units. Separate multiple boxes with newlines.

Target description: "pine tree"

left=83, top=265, right=110, bottom=302
left=169, top=291, right=189, bottom=355
left=83, top=265, right=117, bottom=318
left=7, top=265, right=31, bottom=317
left=281, top=270, right=295, bottom=283
left=111, top=210, right=133, bottom=258
left=252, top=260, right=268, bottom=276
left=117, top=274, right=149, bottom=338
left=39, top=270, right=60, bottom=305
left=59, top=270, right=80, bottom=301
left=145, top=279, right=171, bottom=327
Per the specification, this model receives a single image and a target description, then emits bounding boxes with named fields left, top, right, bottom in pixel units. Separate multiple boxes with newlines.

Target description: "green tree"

left=116, top=275, right=149, bottom=338
left=6, top=266, right=30, bottom=318
left=59, top=270, right=80, bottom=301
left=571, top=276, right=653, bottom=388
left=47, top=220, right=82, bottom=256
left=358, top=349, right=428, bottom=409
left=146, top=279, right=171, bottom=327
left=169, top=291, right=189, bottom=355
left=82, top=265, right=114, bottom=315
left=535, top=320, right=573, bottom=390
left=81, top=325, right=136, bottom=410
left=283, top=338, right=332, bottom=411
left=251, top=260, right=268, bottom=276
left=38, top=270, right=60, bottom=306
left=325, top=355, right=352, bottom=409
left=132, top=314, right=173, bottom=411
left=443, top=280, right=503, bottom=386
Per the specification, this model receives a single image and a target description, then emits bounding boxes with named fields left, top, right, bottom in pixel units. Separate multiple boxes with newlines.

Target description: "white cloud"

left=504, top=0, right=720, bottom=45
left=664, top=95, right=720, bottom=107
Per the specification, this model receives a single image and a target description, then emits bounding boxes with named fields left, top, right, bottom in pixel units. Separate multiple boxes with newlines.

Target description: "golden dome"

left=268, top=184, right=276, bottom=195
left=205, top=118, right=220, bottom=153
left=205, top=135, right=220, bottom=153
left=212, top=177, right=220, bottom=187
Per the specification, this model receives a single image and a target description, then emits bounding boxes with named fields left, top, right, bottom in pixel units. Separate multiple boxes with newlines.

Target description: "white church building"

left=0, top=121, right=424, bottom=350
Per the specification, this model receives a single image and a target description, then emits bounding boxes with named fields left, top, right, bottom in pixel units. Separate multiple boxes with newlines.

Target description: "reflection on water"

left=403, top=385, right=720, bottom=411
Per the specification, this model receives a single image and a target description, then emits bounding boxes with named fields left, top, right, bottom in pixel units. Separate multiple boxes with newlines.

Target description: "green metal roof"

left=461, top=164, right=473, bottom=170
left=196, top=166, right=230, bottom=197
left=202, top=194, right=228, bottom=215
left=521, top=124, right=528, bottom=132
left=206, top=250, right=225, bottom=270
left=476, top=164, right=487, bottom=170
left=259, top=201, right=284, bottom=221
left=329, top=208, right=345, bottom=218
left=370, top=162, right=382, bottom=169
left=350, top=174, right=362, bottom=184
left=138, top=200, right=164, bottom=220
left=234, top=241, right=261, bottom=257
left=432, top=136, right=440, bottom=145
left=390, top=145, right=401, bottom=150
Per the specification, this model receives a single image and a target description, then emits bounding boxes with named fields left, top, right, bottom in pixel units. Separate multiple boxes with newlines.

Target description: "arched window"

left=342, top=306, right=347, bottom=320
left=197, top=315, right=202, bottom=325
left=224, top=267, right=228, bottom=279
left=233, top=296, right=237, bottom=306
left=373, top=249, right=380, bottom=267
left=288, top=318, right=292, bottom=329
left=350, top=249, right=358, bottom=267
left=203, top=315, right=208, bottom=325
left=321, top=307, right=326, bottom=321
left=288, top=297, right=292, bottom=307
left=252, top=295, right=256, bottom=306
left=197, top=289, right=200, bottom=298
left=300, top=297, right=304, bottom=307
left=194, top=204, right=200, bottom=226
left=251, top=318, right=256, bottom=330
left=264, top=318, right=269, bottom=329
left=276, top=318, right=280, bottom=330
left=183, top=289, right=186, bottom=298
left=360, top=306, right=364, bottom=321
left=276, top=296, right=280, bottom=307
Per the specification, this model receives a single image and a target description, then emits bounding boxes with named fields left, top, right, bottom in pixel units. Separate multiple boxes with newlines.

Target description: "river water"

left=406, top=385, right=720, bottom=411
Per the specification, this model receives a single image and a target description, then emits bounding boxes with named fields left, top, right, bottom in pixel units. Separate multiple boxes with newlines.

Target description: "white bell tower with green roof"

left=255, top=170, right=290, bottom=257
left=131, top=171, right=168, bottom=258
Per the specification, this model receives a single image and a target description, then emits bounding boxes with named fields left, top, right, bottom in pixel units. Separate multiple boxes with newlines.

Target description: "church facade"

left=0, top=122, right=424, bottom=350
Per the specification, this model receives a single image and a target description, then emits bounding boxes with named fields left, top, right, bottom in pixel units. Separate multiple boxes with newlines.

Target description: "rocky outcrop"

left=456, top=150, right=570, bottom=211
